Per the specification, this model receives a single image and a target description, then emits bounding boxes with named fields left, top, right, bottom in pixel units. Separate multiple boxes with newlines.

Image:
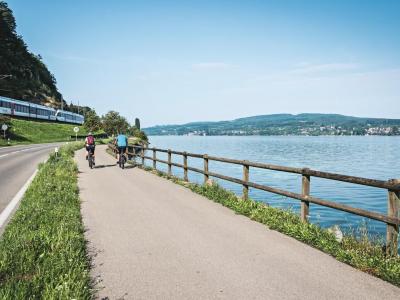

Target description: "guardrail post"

left=153, top=149, right=156, bottom=169
left=243, top=161, right=249, bottom=200
left=386, top=179, right=400, bottom=256
left=168, top=149, right=172, bottom=176
left=183, top=152, right=188, bottom=181
left=203, top=154, right=209, bottom=184
left=141, top=147, right=145, bottom=166
left=301, top=168, right=310, bottom=222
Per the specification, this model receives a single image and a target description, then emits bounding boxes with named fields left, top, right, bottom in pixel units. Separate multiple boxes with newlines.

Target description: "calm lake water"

left=145, top=136, right=400, bottom=239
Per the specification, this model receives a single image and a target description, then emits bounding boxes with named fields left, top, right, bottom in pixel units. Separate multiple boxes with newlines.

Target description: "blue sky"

left=7, top=0, right=400, bottom=126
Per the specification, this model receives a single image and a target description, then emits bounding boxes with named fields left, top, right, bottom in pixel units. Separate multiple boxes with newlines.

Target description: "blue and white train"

left=0, top=96, right=84, bottom=125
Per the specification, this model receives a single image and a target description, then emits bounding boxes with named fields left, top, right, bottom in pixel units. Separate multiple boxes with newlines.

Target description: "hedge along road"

left=77, top=145, right=400, bottom=300
left=0, top=143, right=62, bottom=224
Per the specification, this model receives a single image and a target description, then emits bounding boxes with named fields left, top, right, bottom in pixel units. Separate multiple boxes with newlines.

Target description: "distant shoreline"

left=143, top=113, right=400, bottom=137
left=146, top=134, right=400, bottom=137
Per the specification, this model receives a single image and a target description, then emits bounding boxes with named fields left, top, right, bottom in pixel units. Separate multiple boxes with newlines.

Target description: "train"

left=0, top=96, right=84, bottom=125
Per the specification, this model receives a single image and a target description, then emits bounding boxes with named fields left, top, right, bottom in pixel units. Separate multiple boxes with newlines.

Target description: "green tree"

left=135, top=129, right=148, bottom=141
left=0, top=1, right=63, bottom=106
left=135, top=118, right=141, bottom=130
left=84, top=109, right=102, bottom=132
left=128, top=125, right=139, bottom=137
left=101, top=111, right=129, bottom=136
left=128, top=125, right=148, bottom=141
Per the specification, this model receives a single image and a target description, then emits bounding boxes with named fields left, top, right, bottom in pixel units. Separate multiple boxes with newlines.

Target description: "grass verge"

left=0, top=142, right=91, bottom=299
left=141, top=165, right=400, bottom=286
left=0, top=118, right=104, bottom=146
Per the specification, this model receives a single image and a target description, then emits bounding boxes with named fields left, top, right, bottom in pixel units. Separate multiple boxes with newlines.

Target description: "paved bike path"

left=76, top=145, right=399, bottom=299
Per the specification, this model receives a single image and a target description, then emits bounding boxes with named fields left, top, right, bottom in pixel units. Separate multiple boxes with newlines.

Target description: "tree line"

left=83, top=109, right=147, bottom=141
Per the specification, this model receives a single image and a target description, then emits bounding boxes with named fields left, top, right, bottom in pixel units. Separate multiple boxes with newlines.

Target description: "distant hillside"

left=0, top=1, right=65, bottom=108
left=143, top=113, right=400, bottom=136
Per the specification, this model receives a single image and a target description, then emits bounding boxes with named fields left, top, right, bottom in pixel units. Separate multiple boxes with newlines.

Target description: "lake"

left=145, top=136, right=400, bottom=239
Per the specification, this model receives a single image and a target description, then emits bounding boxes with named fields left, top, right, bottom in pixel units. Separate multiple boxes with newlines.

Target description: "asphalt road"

left=78, top=145, right=400, bottom=300
left=0, top=143, right=61, bottom=215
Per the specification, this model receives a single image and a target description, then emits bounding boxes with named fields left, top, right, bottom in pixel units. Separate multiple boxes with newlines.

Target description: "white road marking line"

left=0, top=145, right=52, bottom=159
left=0, top=169, right=38, bottom=229
left=0, top=144, right=24, bottom=151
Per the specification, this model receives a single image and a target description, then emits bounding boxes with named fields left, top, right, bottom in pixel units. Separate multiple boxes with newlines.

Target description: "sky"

left=7, top=0, right=400, bottom=127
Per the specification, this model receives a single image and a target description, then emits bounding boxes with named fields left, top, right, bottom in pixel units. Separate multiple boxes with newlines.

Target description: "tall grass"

left=0, top=142, right=91, bottom=299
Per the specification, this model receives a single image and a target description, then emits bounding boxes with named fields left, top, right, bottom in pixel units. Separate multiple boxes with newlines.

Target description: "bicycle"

left=88, top=148, right=95, bottom=169
left=118, top=150, right=126, bottom=169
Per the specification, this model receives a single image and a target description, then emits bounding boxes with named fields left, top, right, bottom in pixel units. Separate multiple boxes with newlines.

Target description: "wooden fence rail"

left=108, top=143, right=400, bottom=256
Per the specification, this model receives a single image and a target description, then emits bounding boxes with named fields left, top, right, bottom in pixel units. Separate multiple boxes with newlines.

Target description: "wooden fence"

left=108, top=143, right=400, bottom=256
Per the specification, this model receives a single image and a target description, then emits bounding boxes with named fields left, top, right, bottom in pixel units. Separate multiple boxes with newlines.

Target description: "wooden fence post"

left=168, top=149, right=172, bottom=176
left=141, top=147, right=145, bottom=166
left=183, top=152, right=188, bottom=181
left=301, top=168, right=310, bottom=222
left=203, top=154, right=209, bottom=185
left=386, top=179, right=400, bottom=256
left=153, top=149, right=156, bottom=169
left=243, top=161, right=249, bottom=200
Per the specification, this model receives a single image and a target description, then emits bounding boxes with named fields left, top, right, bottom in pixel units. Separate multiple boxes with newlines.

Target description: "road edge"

left=0, top=169, right=38, bottom=232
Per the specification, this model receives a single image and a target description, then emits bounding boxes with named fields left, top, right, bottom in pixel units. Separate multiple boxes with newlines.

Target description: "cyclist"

left=85, top=132, right=96, bottom=165
left=115, top=132, right=128, bottom=163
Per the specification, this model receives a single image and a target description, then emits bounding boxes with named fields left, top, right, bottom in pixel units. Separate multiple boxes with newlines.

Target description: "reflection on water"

left=146, top=136, right=400, bottom=238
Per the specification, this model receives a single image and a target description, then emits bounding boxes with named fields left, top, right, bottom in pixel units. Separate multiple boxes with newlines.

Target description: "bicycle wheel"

left=89, top=156, right=93, bottom=169
left=121, top=156, right=125, bottom=169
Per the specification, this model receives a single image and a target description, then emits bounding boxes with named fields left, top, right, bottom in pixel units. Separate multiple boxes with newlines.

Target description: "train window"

left=1, top=101, right=11, bottom=108
left=16, top=104, right=29, bottom=113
